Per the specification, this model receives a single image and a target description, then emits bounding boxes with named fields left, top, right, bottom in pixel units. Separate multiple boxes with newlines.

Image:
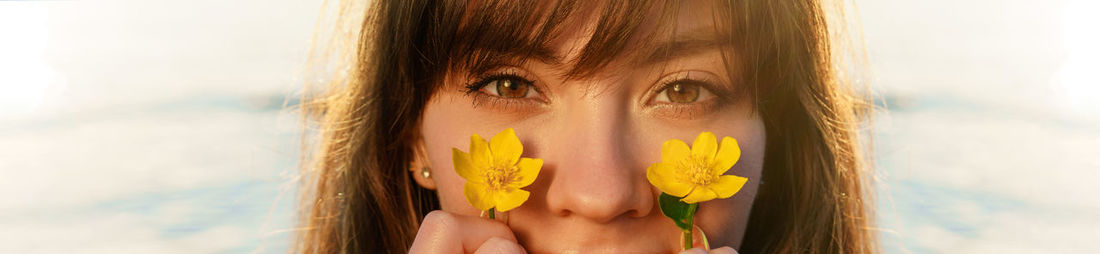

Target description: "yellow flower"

left=452, top=128, right=543, bottom=212
left=647, top=132, right=748, bottom=204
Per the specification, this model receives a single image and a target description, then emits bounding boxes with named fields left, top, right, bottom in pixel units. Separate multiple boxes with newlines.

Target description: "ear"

left=409, top=138, right=437, bottom=190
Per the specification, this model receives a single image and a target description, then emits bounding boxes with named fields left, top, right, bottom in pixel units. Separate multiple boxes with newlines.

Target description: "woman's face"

left=418, top=2, right=765, bottom=253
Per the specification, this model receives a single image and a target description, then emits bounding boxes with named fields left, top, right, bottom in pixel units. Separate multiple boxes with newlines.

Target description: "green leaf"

left=658, top=192, right=697, bottom=230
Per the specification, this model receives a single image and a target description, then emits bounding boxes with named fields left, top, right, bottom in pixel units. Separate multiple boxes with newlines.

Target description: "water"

left=1, top=0, right=1096, bottom=253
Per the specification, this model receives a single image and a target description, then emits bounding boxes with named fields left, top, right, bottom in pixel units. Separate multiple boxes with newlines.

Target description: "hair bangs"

left=427, top=0, right=676, bottom=80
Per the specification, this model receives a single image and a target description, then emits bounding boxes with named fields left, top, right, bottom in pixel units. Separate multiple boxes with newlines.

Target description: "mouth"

left=508, top=210, right=691, bottom=253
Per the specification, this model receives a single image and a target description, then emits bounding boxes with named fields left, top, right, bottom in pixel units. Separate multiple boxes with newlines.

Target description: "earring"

left=420, top=167, right=432, bottom=179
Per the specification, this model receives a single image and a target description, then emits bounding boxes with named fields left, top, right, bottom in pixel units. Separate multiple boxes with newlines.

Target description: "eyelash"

left=463, top=72, right=544, bottom=109
left=647, top=75, right=732, bottom=119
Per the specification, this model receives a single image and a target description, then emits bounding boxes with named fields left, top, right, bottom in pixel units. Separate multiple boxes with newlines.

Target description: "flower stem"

left=683, top=203, right=698, bottom=250
left=683, top=228, right=693, bottom=250
left=488, top=208, right=496, bottom=219
left=682, top=218, right=690, bottom=249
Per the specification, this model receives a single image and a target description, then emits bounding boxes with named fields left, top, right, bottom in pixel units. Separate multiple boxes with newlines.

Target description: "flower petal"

left=646, top=162, right=693, bottom=197
left=711, top=175, right=748, bottom=199
left=464, top=182, right=495, bottom=211
left=452, top=148, right=484, bottom=183
left=512, top=158, right=542, bottom=188
left=713, top=137, right=741, bottom=175
left=489, top=128, right=523, bottom=167
left=469, top=134, right=492, bottom=170
left=662, top=139, right=691, bottom=163
left=494, top=188, right=530, bottom=212
left=680, top=186, right=718, bottom=203
left=692, top=132, right=718, bottom=161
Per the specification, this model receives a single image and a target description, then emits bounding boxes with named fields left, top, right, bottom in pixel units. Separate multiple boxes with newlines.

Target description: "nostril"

left=625, top=209, right=643, bottom=218
left=556, top=209, right=572, bottom=217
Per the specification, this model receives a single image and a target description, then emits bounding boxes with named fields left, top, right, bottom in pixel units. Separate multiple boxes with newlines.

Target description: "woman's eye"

left=477, top=76, right=538, bottom=99
left=655, top=81, right=716, bottom=103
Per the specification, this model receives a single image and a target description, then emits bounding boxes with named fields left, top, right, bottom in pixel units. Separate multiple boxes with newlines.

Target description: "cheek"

left=420, top=95, right=485, bottom=216
left=694, top=156, right=763, bottom=248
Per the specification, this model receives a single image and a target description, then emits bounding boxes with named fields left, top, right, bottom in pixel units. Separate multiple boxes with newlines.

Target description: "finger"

left=709, top=246, right=738, bottom=254
left=474, top=237, right=527, bottom=254
left=679, top=248, right=708, bottom=254
left=409, top=210, right=518, bottom=254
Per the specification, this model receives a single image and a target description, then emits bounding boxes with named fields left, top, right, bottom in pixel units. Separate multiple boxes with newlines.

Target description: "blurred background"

left=0, top=0, right=1096, bottom=253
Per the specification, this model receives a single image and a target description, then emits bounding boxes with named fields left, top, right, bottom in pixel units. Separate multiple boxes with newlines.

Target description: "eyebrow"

left=638, top=32, right=732, bottom=65
left=524, top=48, right=565, bottom=67
left=463, top=47, right=564, bottom=75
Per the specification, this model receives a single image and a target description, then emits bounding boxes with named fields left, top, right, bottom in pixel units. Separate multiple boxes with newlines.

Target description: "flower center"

left=680, top=156, right=717, bottom=186
left=484, top=165, right=518, bottom=190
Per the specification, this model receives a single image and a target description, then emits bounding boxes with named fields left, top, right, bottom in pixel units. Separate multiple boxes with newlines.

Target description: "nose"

left=542, top=97, right=653, bottom=223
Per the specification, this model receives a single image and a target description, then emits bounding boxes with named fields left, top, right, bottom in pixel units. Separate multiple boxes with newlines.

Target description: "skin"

left=410, top=2, right=764, bottom=253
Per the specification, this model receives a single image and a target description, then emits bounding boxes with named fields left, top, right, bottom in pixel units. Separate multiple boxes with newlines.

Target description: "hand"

left=409, top=210, right=527, bottom=254
left=680, top=246, right=739, bottom=254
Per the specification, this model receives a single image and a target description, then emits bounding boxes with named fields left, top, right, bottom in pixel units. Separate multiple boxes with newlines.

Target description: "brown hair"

left=296, top=0, right=875, bottom=253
